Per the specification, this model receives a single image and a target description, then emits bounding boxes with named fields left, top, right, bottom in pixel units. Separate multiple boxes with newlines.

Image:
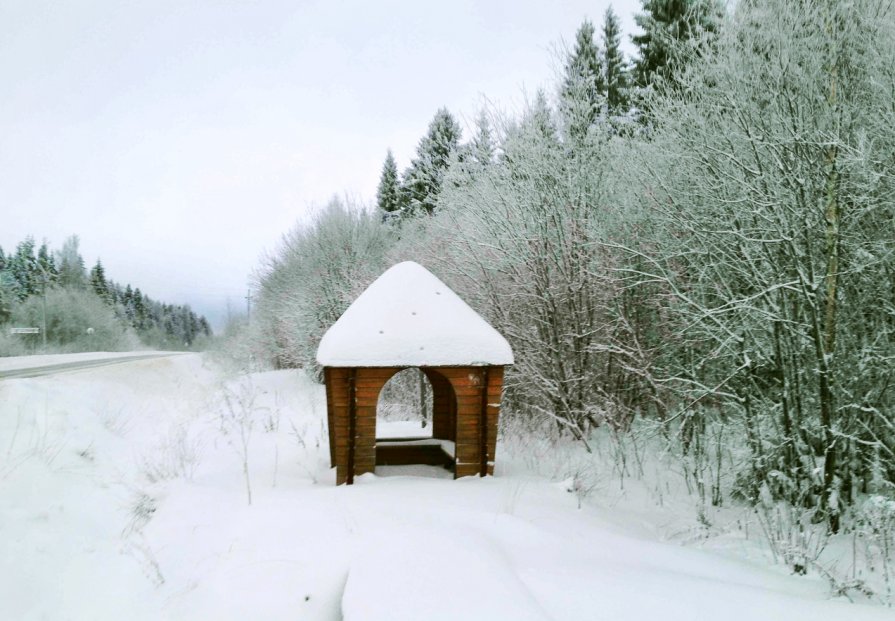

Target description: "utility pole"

left=245, top=290, right=252, bottom=324
left=41, top=282, right=47, bottom=349
left=34, top=260, right=49, bottom=349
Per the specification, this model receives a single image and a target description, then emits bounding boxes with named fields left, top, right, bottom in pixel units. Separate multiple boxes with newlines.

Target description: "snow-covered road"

left=0, top=354, right=889, bottom=620
left=0, top=351, right=185, bottom=379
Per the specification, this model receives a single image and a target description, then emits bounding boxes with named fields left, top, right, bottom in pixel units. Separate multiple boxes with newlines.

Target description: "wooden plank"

left=325, top=367, right=350, bottom=379
left=454, top=463, right=480, bottom=479
left=324, top=369, right=337, bottom=467
left=455, top=443, right=480, bottom=462
left=375, top=444, right=453, bottom=467
left=356, top=367, right=403, bottom=375
left=346, top=368, right=357, bottom=485
left=456, top=427, right=481, bottom=444
left=354, top=376, right=392, bottom=385
left=354, top=388, right=385, bottom=400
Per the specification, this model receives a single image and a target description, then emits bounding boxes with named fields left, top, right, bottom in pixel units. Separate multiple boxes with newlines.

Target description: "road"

left=0, top=352, right=185, bottom=380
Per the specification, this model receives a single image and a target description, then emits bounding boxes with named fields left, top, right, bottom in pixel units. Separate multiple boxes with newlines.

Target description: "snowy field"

left=1, top=354, right=890, bottom=620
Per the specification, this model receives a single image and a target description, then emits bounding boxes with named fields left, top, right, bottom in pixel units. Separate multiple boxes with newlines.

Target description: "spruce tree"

left=0, top=282, right=9, bottom=324
left=37, top=242, right=59, bottom=286
left=133, top=288, right=146, bottom=330
left=561, top=20, right=605, bottom=140
left=9, top=238, right=38, bottom=300
left=123, top=284, right=135, bottom=323
left=56, top=235, right=87, bottom=288
left=602, top=6, right=630, bottom=115
left=633, top=0, right=724, bottom=90
left=0, top=246, right=9, bottom=324
left=376, top=150, right=401, bottom=216
left=90, top=260, right=109, bottom=300
left=471, top=110, right=496, bottom=167
left=401, top=108, right=462, bottom=215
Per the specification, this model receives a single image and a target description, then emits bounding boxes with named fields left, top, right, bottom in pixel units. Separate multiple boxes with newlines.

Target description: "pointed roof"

left=316, top=261, right=513, bottom=367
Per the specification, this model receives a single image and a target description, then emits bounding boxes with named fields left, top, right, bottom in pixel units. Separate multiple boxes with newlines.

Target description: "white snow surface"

left=316, top=261, right=513, bottom=367
left=1, top=354, right=891, bottom=620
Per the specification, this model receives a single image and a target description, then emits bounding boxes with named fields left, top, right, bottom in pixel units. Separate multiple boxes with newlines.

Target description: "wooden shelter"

left=317, top=262, right=513, bottom=485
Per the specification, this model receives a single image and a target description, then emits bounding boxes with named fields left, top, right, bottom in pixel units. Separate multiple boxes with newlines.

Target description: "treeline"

left=252, top=0, right=894, bottom=551
left=0, top=235, right=211, bottom=354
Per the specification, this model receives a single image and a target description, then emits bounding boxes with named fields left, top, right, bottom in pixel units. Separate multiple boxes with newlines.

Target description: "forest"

left=0, top=235, right=212, bottom=354
left=232, top=0, right=895, bottom=598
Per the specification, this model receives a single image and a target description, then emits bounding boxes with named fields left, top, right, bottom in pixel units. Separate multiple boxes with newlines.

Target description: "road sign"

left=9, top=327, right=40, bottom=335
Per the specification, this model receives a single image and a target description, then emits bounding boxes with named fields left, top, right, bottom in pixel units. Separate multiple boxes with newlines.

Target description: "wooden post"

left=479, top=366, right=490, bottom=477
left=347, top=368, right=357, bottom=485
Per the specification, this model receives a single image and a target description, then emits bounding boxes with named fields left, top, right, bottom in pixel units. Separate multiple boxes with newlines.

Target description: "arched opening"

left=374, top=367, right=457, bottom=475
left=375, top=368, right=433, bottom=439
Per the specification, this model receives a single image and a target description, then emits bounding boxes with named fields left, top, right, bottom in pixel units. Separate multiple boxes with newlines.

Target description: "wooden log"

left=347, top=368, right=357, bottom=485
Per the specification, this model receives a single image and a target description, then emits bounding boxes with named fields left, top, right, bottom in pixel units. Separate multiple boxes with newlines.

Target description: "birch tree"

left=632, top=0, right=895, bottom=528
left=430, top=95, right=655, bottom=444
left=254, top=198, right=392, bottom=374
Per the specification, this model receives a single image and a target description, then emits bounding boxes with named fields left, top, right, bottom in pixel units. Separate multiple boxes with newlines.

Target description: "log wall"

left=324, top=365, right=504, bottom=485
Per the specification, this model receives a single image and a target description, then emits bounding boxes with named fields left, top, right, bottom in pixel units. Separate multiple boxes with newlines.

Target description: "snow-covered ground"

left=1, top=354, right=890, bottom=620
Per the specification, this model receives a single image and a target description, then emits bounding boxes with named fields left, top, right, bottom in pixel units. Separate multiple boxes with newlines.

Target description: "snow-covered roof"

left=316, top=261, right=513, bottom=367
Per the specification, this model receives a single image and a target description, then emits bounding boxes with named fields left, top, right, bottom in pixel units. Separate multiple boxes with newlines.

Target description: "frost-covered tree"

left=602, top=6, right=629, bottom=115
left=37, top=242, right=59, bottom=286
left=133, top=288, right=146, bottom=330
left=631, top=0, right=895, bottom=530
left=431, top=96, right=648, bottom=443
left=9, top=286, right=139, bottom=351
left=376, top=150, right=401, bottom=216
left=561, top=20, right=605, bottom=141
left=471, top=110, right=496, bottom=168
left=122, top=284, right=135, bottom=323
left=401, top=108, right=462, bottom=215
left=254, top=197, right=392, bottom=372
left=55, top=235, right=86, bottom=288
left=0, top=272, right=10, bottom=324
left=7, top=238, right=39, bottom=301
left=90, top=260, right=109, bottom=300
left=633, top=0, right=724, bottom=90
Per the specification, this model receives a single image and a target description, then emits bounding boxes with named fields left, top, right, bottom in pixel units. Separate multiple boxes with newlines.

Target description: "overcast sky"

left=1, top=0, right=641, bottom=329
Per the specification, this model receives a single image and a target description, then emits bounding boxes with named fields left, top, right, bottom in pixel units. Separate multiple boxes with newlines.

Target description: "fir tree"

left=0, top=283, right=9, bottom=324
left=602, top=6, right=630, bottom=115
left=376, top=150, right=401, bottom=215
left=56, top=235, right=87, bottom=288
left=633, top=0, right=724, bottom=90
left=133, top=288, right=146, bottom=330
left=37, top=242, right=59, bottom=286
left=123, top=284, right=135, bottom=323
left=471, top=110, right=496, bottom=167
left=89, top=260, right=109, bottom=299
left=561, top=20, right=605, bottom=141
left=401, top=108, right=462, bottom=215
left=9, top=238, right=38, bottom=300
left=530, top=89, right=559, bottom=143
left=0, top=246, right=9, bottom=324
